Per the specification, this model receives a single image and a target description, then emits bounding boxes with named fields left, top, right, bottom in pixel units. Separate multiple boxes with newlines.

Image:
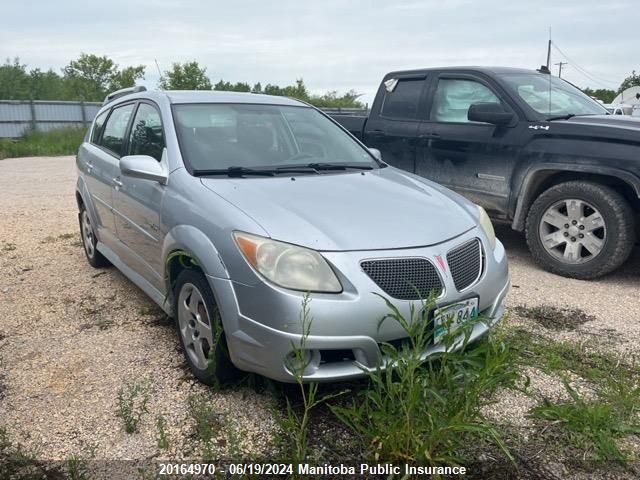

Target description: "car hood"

left=200, top=167, right=476, bottom=251
left=560, top=114, right=640, bottom=131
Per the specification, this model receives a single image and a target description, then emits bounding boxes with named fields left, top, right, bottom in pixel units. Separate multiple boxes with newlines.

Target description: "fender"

left=162, top=224, right=229, bottom=285
left=511, top=163, right=640, bottom=231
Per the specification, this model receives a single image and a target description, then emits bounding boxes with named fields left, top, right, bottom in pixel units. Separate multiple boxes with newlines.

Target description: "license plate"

left=433, top=297, right=479, bottom=344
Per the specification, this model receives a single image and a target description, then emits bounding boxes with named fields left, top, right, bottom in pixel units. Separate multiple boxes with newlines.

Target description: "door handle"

left=418, top=133, right=441, bottom=139
left=85, top=161, right=93, bottom=173
left=113, top=177, right=123, bottom=188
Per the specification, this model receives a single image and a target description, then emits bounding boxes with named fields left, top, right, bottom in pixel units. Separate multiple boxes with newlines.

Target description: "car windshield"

left=173, top=103, right=378, bottom=173
left=500, top=73, right=608, bottom=117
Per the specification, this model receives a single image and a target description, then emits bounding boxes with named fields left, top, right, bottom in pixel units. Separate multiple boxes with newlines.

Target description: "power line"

left=551, top=42, right=619, bottom=88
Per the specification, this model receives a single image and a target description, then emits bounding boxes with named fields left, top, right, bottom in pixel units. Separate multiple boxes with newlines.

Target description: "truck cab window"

left=431, top=79, right=499, bottom=123
left=381, top=78, right=424, bottom=119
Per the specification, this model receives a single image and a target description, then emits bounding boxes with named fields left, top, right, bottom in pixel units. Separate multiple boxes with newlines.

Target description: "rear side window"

left=381, top=78, right=425, bottom=119
left=91, top=110, right=108, bottom=144
left=128, top=103, right=165, bottom=161
left=99, top=104, right=135, bottom=156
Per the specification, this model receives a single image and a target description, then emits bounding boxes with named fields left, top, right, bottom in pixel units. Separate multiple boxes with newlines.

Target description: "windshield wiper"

left=192, top=166, right=321, bottom=177
left=192, top=166, right=277, bottom=177
left=277, top=162, right=374, bottom=172
left=546, top=113, right=576, bottom=121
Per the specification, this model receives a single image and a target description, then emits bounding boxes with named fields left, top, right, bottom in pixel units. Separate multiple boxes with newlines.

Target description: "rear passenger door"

left=112, top=102, right=167, bottom=290
left=364, top=75, right=428, bottom=172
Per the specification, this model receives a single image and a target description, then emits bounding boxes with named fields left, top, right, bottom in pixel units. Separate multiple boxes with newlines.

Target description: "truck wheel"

left=525, top=181, right=635, bottom=279
left=174, top=269, right=240, bottom=386
left=79, top=206, right=110, bottom=268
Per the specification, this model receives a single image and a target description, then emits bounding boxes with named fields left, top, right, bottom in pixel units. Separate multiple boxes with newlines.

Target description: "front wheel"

left=525, top=181, right=635, bottom=279
left=174, top=269, right=240, bottom=386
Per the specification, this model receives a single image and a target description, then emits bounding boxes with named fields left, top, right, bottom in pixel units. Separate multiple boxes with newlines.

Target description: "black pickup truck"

left=331, top=67, right=640, bottom=279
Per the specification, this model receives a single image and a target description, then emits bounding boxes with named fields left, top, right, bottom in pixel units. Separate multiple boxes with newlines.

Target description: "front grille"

left=361, top=258, right=443, bottom=300
left=447, top=239, right=483, bottom=291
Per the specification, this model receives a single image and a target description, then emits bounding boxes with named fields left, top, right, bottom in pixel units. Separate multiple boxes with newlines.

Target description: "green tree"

left=0, top=58, right=30, bottom=99
left=109, top=65, right=145, bottom=92
left=61, top=53, right=145, bottom=101
left=618, top=70, right=640, bottom=94
left=62, top=53, right=117, bottom=101
left=158, top=61, right=212, bottom=90
left=583, top=87, right=616, bottom=104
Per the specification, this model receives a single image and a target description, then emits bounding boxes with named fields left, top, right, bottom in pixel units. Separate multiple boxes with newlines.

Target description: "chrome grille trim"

left=447, top=238, right=483, bottom=291
left=360, top=257, right=444, bottom=300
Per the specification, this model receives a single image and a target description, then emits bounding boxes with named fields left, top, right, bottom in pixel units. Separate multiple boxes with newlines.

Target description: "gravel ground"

left=0, top=155, right=639, bottom=468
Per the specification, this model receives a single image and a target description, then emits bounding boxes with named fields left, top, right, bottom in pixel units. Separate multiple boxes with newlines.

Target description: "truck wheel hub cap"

left=539, top=198, right=606, bottom=265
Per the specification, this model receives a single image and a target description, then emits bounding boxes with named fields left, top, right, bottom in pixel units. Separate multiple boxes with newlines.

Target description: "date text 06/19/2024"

left=157, top=463, right=469, bottom=477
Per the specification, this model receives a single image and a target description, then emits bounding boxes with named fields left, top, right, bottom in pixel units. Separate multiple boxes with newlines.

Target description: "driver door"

left=417, top=74, right=522, bottom=218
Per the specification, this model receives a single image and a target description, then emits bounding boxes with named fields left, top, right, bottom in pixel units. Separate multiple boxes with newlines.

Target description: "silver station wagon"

left=75, top=87, right=510, bottom=384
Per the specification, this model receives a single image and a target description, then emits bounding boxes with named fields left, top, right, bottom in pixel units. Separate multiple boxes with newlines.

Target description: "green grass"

left=0, top=127, right=85, bottom=159
left=329, top=295, right=519, bottom=468
left=115, top=379, right=153, bottom=434
left=505, top=327, right=636, bottom=384
left=530, top=377, right=640, bottom=462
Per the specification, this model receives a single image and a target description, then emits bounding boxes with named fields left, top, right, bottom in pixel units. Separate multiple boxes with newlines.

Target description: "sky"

left=1, top=0, right=636, bottom=105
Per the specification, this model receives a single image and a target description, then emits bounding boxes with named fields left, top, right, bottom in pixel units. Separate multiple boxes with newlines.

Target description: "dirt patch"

left=514, top=304, right=596, bottom=331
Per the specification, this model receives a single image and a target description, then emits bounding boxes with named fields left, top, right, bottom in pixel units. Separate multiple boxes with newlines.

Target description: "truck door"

left=363, top=75, right=428, bottom=173
left=417, top=74, right=521, bottom=218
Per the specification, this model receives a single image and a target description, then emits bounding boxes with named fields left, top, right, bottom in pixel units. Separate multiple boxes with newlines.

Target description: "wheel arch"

left=512, top=165, right=640, bottom=231
left=162, top=225, right=229, bottom=314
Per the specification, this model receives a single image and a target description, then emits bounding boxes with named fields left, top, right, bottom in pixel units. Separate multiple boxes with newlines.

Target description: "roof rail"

left=103, top=85, right=147, bottom=105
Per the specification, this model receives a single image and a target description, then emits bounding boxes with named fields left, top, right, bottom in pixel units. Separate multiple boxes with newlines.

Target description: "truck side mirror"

left=468, top=102, right=515, bottom=126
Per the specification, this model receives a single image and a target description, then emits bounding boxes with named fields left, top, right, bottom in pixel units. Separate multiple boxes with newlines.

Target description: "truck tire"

left=525, top=181, right=635, bottom=279
left=174, top=269, right=240, bottom=386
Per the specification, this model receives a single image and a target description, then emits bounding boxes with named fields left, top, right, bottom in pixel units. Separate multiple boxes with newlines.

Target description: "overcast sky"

left=2, top=0, right=636, bottom=104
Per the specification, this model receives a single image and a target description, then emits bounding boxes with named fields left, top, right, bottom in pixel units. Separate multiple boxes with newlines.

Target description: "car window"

left=173, top=104, right=376, bottom=171
left=380, top=78, right=424, bottom=119
left=500, top=73, right=608, bottom=117
left=91, top=110, right=109, bottom=144
left=431, top=79, right=500, bottom=123
left=99, top=103, right=135, bottom=156
left=128, top=103, right=165, bottom=161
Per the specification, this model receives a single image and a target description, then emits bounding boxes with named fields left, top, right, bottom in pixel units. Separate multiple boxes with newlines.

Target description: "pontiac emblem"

left=435, top=254, right=447, bottom=272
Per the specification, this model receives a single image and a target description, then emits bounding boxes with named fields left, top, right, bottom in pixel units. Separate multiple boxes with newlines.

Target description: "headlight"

left=233, top=232, right=342, bottom=293
left=477, top=206, right=497, bottom=250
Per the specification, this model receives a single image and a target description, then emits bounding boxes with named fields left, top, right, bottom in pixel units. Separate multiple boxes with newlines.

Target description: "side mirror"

left=368, top=148, right=382, bottom=161
left=120, top=155, right=167, bottom=184
left=468, top=102, right=515, bottom=126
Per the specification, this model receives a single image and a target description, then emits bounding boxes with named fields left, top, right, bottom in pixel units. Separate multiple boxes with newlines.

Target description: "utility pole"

left=554, top=62, right=568, bottom=78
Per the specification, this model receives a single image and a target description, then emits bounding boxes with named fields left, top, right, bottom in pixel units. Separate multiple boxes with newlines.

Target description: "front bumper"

left=210, top=229, right=510, bottom=383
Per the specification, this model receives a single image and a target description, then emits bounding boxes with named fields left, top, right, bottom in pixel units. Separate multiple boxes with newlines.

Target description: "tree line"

left=0, top=54, right=364, bottom=108
left=3, top=53, right=639, bottom=106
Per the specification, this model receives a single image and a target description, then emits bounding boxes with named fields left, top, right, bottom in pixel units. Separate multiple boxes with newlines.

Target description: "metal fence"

left=0, top=100, right=368, bottom=138
left=0, top=100, right=102, bottom=138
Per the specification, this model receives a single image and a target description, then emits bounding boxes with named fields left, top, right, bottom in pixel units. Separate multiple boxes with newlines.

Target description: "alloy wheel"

left=538, top=198, right=606, bottom=264
left=177, top=282, right=213, bottom=370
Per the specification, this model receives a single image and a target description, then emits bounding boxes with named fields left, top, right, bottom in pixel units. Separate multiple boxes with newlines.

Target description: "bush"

left=0, top=127, right=85, bottom=159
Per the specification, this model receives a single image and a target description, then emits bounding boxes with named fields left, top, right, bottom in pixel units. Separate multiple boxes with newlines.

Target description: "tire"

left=173, top=269, right=240, bottom=386
left=79, top=205, right=110, bottom=268
left=525, top=181, right=635, bottom=279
